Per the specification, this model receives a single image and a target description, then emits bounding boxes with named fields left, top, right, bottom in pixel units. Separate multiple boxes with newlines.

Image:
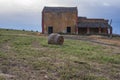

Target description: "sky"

left=0, top=0, right=120, bottom=34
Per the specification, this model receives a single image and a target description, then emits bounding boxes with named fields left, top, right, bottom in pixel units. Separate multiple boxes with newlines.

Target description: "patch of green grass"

left=12, top=36, right=34, bottom=48
left=0, top=76, right=5, bottom=80
left=0, top=52, right=7, bottom=59
left=87, top=52, right=120, bottom=64
left=0, top=35, right=11, bottom=43
left=82, top=74, right=108, bottom=80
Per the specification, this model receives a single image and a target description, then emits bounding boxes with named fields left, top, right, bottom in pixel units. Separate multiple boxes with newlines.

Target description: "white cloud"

left=103, top=3, right=111, bottom=7
left=14, top=0, right=34, bottom=6
left=0, top=0, right=40, bottom=14
left=0, top=0, right=119, bottom=14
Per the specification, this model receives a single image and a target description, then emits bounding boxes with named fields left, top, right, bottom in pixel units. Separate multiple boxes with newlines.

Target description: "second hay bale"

left=48, top=33, right=64, bottom=45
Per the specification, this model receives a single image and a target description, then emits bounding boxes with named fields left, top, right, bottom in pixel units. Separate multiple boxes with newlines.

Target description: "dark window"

left=67, top=27, right=71, bottom=33
left=48, top=26, right=53, bottom=34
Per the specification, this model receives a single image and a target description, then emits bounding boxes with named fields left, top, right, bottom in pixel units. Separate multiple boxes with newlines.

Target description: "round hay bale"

left=48, top=33, right=64, bottom=45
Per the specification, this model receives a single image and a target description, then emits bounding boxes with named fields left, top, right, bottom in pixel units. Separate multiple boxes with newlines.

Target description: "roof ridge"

left=43, top=6, right=77, bottom=13
left=44, top=6, right=77, bottom=8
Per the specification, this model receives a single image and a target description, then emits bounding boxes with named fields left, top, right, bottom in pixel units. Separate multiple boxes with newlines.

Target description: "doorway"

left=78, top=28, right=87, bottom=34
left=48, top=26, right=53, bottom=34
left=67, top=27, right=71, bottom=33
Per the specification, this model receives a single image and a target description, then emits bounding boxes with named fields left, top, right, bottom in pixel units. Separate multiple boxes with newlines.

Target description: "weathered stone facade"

left=42, top=7, right=77, bottom=34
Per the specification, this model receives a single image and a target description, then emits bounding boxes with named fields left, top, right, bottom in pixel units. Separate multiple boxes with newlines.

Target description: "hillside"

left=0, top=29, right=120, bottom=80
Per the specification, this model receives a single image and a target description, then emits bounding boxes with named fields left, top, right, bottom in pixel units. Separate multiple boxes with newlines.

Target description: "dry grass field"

left=0, top=29, right=120, bottom=80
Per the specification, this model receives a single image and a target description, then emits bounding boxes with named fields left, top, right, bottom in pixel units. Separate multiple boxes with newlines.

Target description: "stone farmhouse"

left=42, top=7, right=112, bottom=35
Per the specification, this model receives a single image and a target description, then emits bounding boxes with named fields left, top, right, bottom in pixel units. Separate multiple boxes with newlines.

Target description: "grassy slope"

left=0, top=29, right=120, bottom=80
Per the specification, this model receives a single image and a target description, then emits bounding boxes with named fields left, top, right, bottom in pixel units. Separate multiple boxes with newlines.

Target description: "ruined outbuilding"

left=77, top=17, right=112, bottom=35
left=42, top=7, right=112, bottom=35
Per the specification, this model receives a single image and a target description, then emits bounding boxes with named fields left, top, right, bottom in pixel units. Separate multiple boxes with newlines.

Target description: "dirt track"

left=63, top=35, right=120, bottom=55
left=63, top=35, right=120, bottom=47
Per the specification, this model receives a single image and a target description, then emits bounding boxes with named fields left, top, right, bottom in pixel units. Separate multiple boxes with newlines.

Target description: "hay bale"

left=48, top=33, right=64, bottom=45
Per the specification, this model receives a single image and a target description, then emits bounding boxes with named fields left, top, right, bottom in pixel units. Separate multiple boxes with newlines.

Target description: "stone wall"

left=43, top=11, right=77, bottom=34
